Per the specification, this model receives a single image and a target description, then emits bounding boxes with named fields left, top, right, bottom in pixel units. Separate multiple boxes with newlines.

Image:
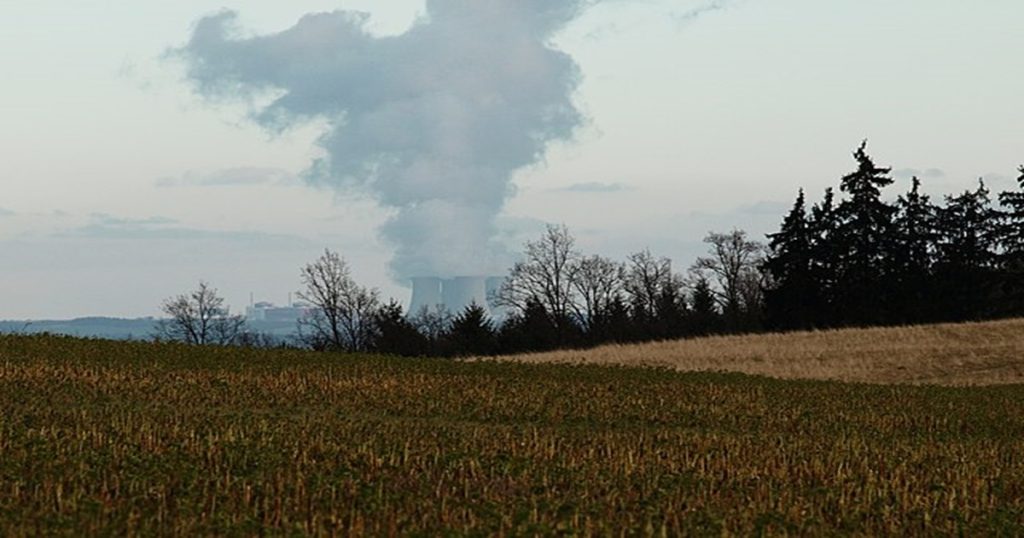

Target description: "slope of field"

left=1, top=334, right=1023, bottom=535
left=500, top=318, right=1024, bottom=386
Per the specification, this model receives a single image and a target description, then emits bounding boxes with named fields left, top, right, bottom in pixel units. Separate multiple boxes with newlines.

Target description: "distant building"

left=245, top=302, right=312, bottom=324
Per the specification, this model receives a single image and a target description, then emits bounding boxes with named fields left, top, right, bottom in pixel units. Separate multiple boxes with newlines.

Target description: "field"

left=2, top=332, right=1024, bottom=535
left=503, top=318, right=1024, bottom=386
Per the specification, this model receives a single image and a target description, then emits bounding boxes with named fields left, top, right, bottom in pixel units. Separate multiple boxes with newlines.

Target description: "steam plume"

left=174, top=0, right=595, bottom=279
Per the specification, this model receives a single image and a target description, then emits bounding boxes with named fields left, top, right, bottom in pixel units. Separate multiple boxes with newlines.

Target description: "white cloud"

left=156, top=167, right=298, bottom=188
left=892, top=167, right=946, bottom=180
left=556, top=181, right=636, bottom=193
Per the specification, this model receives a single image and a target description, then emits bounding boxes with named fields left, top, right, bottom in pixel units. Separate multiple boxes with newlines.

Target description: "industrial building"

left=245, top=301, right=311, bottom=324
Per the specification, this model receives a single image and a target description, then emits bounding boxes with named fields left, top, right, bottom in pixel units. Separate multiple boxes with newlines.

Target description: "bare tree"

left=297, top=249, right=381, bottom=352
left=495, top=224, right=580, bottom=326
left=409, top=304, right=454, bottom=342
left=570, top=254, right=624, bottom=331
left=690, top=229, right=767, bottom=323
left=737, top=265, right=770, bottom=322
left=154, top=281, right=246, bottom=345
left=623, top=249, right=682, bottom=320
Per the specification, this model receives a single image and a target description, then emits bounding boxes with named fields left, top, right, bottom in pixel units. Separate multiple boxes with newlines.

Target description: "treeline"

left=372, top=227, right=764, bottom=357
left=156, top=228, right=766, bottom=356
left=156, top=142, right=1024, bottom=357
left=270, top=231, right=763, bottom=357
left=765, top=142, right=1024, bottom=329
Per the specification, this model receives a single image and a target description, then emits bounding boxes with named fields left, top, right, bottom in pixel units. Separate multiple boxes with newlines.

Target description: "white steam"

left=174, top=0, right=595, bottom=279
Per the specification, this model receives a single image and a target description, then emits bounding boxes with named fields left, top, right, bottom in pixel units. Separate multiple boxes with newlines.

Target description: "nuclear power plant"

left=409, top=276, right=507, bottom=319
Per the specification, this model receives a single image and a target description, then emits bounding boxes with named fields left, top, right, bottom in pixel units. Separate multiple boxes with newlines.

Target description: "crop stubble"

left=1, top=334, right=1022, bottom=535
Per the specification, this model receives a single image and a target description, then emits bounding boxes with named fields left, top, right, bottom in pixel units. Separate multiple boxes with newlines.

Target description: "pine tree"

left=764, top=189, right=818, bottom=329
left=833, top=141, right=897, bottom=325
left=688, top=276, right=721, bottom=336
left=997, top=166, right=1024, bottom=316
left=891, top=177, right=937, bottom=323
left=371, top=300, right=430, bottom=357
left=497, top=300, right=560, bottom=353
left=999, top=166, right=1024, bottom=267
left=592, top=296, right=635, bottom=344
left=447, top=303, right=496, bottom=356
left=808, top=188, right=840, bottom=326
left=933, top=180, right=1000, bottom=320
left=936, top=180, right=999, bottom=269
left=653, top=285, right=688, bottom=339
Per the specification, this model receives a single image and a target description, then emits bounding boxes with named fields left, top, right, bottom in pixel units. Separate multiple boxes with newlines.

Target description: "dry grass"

left=497, top=318, right=1024, bottom=386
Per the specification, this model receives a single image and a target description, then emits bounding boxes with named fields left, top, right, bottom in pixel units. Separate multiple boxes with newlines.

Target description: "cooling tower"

left=486, top=276, right=508, bottom=319
left=408, top=277, right=443, bottom=316
left=443, top=277, right=490, bottom=316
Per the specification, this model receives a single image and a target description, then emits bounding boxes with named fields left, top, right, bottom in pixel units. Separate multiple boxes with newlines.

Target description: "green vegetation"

left=1, top=334, right=1023, bottom=535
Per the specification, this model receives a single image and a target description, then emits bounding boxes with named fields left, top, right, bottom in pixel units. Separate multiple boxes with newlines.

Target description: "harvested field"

left=2, top=332, right=1024, bottom=534
left=498, top=318, right=1024, bottom=386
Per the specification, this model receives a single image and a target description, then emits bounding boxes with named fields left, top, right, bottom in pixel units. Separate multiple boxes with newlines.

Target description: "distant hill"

left=0, top=317, right=158, bottom=340
left=0, top=317, right=300, bottom=341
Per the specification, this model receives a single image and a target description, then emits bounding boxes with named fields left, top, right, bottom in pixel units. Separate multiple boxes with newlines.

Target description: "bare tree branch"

left=154, top=281, right=246, bottom=346
left=623, top=250, right=681, bottom=320
left=495, top=224, right=580, bottom=327
left=297, top=249, right=381, bottom=352
left=570, top=254, right=624, bottom=331
left=690, top=229, right=767, bottom=321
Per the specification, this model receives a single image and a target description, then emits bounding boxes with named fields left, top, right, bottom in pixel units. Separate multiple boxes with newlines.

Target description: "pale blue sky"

left=1, top=0, right=1022, bottom=319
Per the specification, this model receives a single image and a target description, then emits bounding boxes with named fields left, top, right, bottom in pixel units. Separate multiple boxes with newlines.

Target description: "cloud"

left=156, top=167, right=297, bottom=188
left=980, top=173, right=1016, bottom=191
left=117, top=57, right=156, bottom=92
left=584, top=23, right=623, bottom=42
left=736, top=200, right=790, bottom=215
left=60, top=213, right=312, bottom=247
left=494, top=215, right=552, bottom=243
left=892, top=167, right=946, bottom=180
left=171, top=1, right=736, bottom=280
left=556, top=181, right=636, bottom=193
left=673, top=0, right=735, bottom=26
left=172, top=1, right=744, bottom=281
left=88, top=213, right=178, bottom=227
left=0, top=207, right=14, bottom=218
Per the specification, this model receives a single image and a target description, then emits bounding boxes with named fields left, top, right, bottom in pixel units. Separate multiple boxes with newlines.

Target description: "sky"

left=1, top=0, right=1022, bottom=320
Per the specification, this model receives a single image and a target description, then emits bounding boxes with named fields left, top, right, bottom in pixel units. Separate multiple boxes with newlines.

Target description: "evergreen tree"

left=371, top=300, right=430, bottom=357
left=592, top=296, right=635, bottom=344
left=998, top=166, right=1024, bottom=267
left=833, top=141, right=897, bottom=325
left=933, top=180, right=1000, bottom=320
left=653, top=285, right=688, bottom=339
left=764, top=189, right=819, bottom=329
left=447, top=303, right=497, bottom=356
left=497, top=300, right=561, bottom=353
left=808, top=187, right=840, bottom=326
left=890, top=177, right=938, bottom=323
left=997, top=166, right=1024, bottom=315
left=688, top=276, right=721, bottom=336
